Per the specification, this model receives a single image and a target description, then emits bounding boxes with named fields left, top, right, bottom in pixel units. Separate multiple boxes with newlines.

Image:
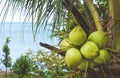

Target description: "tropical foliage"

left=24, top=50, right=87, bottom=78
left=1, top=0, right=110, bottom=40
left=12, top=55, right=39, bottom=78
left=0, top=0, right=120, bottom=78
left=1, top=37, right=12, bottom=77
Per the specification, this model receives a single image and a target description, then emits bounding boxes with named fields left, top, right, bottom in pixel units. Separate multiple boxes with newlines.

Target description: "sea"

left=0, top=22, right=59, bottom=71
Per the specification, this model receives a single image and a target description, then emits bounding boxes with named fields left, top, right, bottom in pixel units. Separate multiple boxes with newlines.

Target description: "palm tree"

left=1, top=0, right=120, bottom=78
left=12, top=55, right=39, bottom=78
left=2, top=37, right=12, bottom=77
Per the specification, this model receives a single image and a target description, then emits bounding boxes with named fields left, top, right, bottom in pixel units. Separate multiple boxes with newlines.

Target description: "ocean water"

left=0, top=22, right=58, bottom=68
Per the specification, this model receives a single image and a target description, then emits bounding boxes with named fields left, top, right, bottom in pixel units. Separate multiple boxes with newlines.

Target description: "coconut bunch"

left=59, top=25, right=111, bottom=71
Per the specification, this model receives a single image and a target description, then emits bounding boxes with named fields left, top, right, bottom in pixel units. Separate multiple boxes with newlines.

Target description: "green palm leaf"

left=1, top=0, right=87, bottom=37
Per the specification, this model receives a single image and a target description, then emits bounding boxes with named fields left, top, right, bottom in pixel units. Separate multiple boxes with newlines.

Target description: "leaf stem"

left=85, top=0, right=103, bottom=31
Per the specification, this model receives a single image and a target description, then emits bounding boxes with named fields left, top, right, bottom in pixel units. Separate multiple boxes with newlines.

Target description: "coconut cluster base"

left=39, top=42, right=120, bottom=78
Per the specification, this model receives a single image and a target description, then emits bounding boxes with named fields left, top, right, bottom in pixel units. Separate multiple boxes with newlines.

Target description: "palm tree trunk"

left=6, top=67, right=7, bottom=78
left=109, top=0, right=120, bottom=50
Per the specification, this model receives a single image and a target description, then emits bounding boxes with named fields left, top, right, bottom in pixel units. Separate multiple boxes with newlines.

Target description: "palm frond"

left=1, top=0, right=90, bottom=38
left=3, top=0, right=66, bottom=37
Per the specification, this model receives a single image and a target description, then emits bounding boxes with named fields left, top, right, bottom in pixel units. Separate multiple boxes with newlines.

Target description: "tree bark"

left=39, top=42, right=65, bottom=56
left=109, top=0, right=120, bottom=50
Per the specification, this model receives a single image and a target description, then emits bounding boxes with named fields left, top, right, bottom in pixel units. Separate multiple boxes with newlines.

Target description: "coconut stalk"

left=85, top=0, right=103, bottom=31
left=109, top=0, right=120, bottom=50
left=62, top=0, right=90, bottom=36
left=39, top=42, right=65, bottom=56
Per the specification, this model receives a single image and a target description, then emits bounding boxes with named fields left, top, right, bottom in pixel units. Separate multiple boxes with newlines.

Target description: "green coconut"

left=69, top=26, right=87, bottom=46
left=78, top=59, right=89, bottom=71
left=93, top=49, right=111, bottom=64
left=88, top=31, right=109, bottom=48
left=59, top=38, right=72, bottom=51
left=65, top=48, right=82, bottom=68
left=89, top=61, right=98, bottom=69
left=80, top=41, right=99, bottom=59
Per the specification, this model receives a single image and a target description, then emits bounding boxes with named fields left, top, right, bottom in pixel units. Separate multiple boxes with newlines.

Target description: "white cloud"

left=0, top=0, right=53, bottom=22
left=0, top=12, right=22, bottom=22
left=0, top=0, right=26, bottom=22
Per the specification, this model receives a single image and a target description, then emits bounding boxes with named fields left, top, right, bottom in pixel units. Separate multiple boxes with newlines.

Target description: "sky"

left=0, top=1, right=21, bottom=22
left=0, top=0, right=58, bottom=70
